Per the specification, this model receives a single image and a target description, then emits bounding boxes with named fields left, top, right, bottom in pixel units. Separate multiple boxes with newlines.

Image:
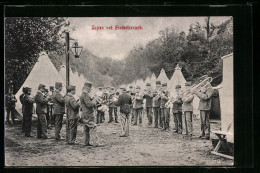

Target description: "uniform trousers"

left=161, top=108, right=170, bottom=130
left=6, top=107, right=15, bottom=123
left=96, top=110, right=104, bottom=123
left=22, top=110, right=25, bottom=131
left=146, top=107, right=153, bottom=126
left=68, top=118, right=78, bottom=144
left=109, top=107, right=118, bottom=121
left=200, top=110, right=210, bottom=137
left=55, top=114, right=64, bottom=140
left=173, top=111, right=182, bottom=133
left=120, top=113, right=129, bottom=136
left=184, top=111, right=193, bottom=136
left=83, top=124, right=98, bottom=145
left=153, top=107, right=160, bottom=128
left=37, top=114, right=47, bottom=138
left=134, top=108, right=143, bottom=125
left=24, top=113, right=32, bottom=136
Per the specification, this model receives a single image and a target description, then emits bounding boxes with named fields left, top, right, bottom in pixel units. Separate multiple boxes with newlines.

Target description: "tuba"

left=180, top=75, right=213, bottom=102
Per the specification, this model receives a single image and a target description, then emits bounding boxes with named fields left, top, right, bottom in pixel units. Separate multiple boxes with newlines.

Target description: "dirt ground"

left=5, top=112, right=234, bottom=166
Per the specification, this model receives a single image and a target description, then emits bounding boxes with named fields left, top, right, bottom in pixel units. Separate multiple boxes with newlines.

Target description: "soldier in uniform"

left=44, top=89, right=51, bottom=129
left=160, top=83, right=170, bottom=131
left=95, top=87, right=103, bottom=124
left=143, top=83, right=154, bottom=127
left=52, top=82, right=65, bottom=141
left=108, top=87, right=118, bottom=123
left=133, top=86, right=143, bottom=126
left=172, top=85, right=183, bottom=134
left=49, top=86, right=55, bottom=127
left=153, top=81, right=161, bottom=128
left=35, top=84, right=50, bottom=139
left=19, top=87, right=26, bottom=131
left=101, top=87, right=109, bottom=122
left=181, top=82, right=194, bottom=137
left=5, top=86, right=17, bottom=125
left=128, top=86, right=135, bottom=123
left=80, top=82, right=102, bottom=147
left=65, top=85, right=81, bottom=145
left=115, top=87, right=132, bottom=137
left=23, top=87, right=35, bottom=137
left=194, top=82, right=214, bottom=140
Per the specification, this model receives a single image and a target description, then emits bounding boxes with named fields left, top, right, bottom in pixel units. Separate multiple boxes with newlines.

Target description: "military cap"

left=38, top=84, right=46, bottom=90
left=162, top=83, right=167, bottom=87
left=84, top=81, right=92, bottom=87
left=55, top=82, right=63, bottom=88
left=185, top=82, right=192, bottom=86
left=45, top=89, right=49, bottom=92
left=146, top=83, right=151, bottom=86
left=22, top=87, right=26, bottom=93
left=129, top=86, right=133, bottom=88
left=67, top=85, right=76, bottom=91
left=111, top=87, right=115, bottom=90
left=175, top=85, right=181, bottom=89
left=122, top=88, right=126, bottom=92
left=26, top=87, right=32, bottom=91
left=50, top=86, right=54, bottom=90
left=156, top=81, right=161, bottom=85
left=98, top=87, right=102, bottom=90
left=136, top=86, right=141, bottom=89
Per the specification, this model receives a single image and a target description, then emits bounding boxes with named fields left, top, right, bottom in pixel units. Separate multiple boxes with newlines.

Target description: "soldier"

left=19, top=87, right=26, bottom=131
left=80, top=82, right=103, bottom=147
left=101, top=87, right=109, bottom=122
left=153, top=81, right=161, bottom=128
left=160, top=83, right=170, bottom=131
left=133, top=86, right=143, bottom=126
left=108, top=87, right=119, bottom=123
left=115, top=87, right=132, bottom=137
left=52, top=82, right=65, bottom=141
left=95, top=87, right=103, bottom=124
left=65, top=85, right=80, bottom=145
left=23, top=87, right=35, bottom=137
left=49, top=86, right=55, bottom=127
left=181, top=82, right=194, bottom=137
left=194, top=82, right=214, bottom=140
left=44, top=89, right=51, bottom=129
left=143, top=83, right=154, bottom=127
left=35, top=84, right=50, bottom=139
left=128, top=86, right=135, bottom=123
left=5, top=86, right=17, bottom=125
left=172, top=85, right=183, bottom=134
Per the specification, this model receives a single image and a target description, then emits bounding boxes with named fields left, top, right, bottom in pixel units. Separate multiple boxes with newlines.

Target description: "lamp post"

left=64, top=31, right=83, bottom=93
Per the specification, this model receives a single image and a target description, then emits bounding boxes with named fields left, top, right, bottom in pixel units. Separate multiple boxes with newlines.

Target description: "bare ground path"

left=5, top=113, right=233, bottom=166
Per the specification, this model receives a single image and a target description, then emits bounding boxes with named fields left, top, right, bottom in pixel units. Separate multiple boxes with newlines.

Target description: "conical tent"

left=150, top=73, right=157, bottom=89
left=157, top=68, right=169, bottom=86
left=168, top=64, right=187, bottom=96
left=15, top=52, right=66, bottom=116
left=144, top=76, right=151, bottom=85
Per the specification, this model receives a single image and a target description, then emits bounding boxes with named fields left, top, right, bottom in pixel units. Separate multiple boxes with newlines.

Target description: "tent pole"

left=65, top=32, right=70, bottom=93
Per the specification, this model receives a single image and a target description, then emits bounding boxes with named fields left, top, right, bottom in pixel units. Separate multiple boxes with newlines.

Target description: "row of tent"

left=14, top=52, right=91, bottom=116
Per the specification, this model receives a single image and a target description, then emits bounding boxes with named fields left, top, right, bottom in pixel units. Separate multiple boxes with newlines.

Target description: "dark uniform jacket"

left=23, top=94, right=35, bottom=114
left=115, top=93, right=132, bottom=113
left=134, top=92, right=143, bottom=109
left=108, top=93, right=116, bottom=108
left=182, top=93, right=194, bottom=112
left=143, top=91, right=153, bottom=108
left=153, top=91, right=161, bottom=108
left=52, top=90, right=65, bottom=114
left=160, top=90, right=170, bottom=109
left=80, top=91, right=96, bottom=121
left=65, top=93, right=80, bottom=120
left=5, top=93, right=17, bottom=108
left=35, top=91, right=49, bottom=114
left=196, top=87, right=214, bottom=111
left=172, top=94, right=183, bottom=113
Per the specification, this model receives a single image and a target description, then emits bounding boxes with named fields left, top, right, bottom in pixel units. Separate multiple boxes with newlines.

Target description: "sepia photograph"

left=4, top=16, right=234, bottom=166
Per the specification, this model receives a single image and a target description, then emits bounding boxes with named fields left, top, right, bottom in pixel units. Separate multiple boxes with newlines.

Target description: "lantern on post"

left=70, top=41, right=83, bottom=58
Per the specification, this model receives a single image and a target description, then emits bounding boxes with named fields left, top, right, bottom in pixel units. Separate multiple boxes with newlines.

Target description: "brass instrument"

left=181, top=75, right=213, bottom=102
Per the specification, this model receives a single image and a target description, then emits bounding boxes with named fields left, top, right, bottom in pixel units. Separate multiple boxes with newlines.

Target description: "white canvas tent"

left=168, top=64, right=186, bottom=95
left=15, top=52, right=66, bottom=117
left=218, top=53, right=234, bottom=133
left=157, top=68, right=169, bottom=86
left=150, top=73, right=157, bottom=89
left=144, top=76, right=151, bottom=85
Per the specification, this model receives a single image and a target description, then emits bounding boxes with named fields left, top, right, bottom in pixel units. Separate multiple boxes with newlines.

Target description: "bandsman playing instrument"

left=181, top=82, right=194, bottom=137
left=172, top=85, right=183, bottom=134
left=143, top=83, right=154, bottom=127
left=65, top=85, right=81, bottom=145
left=95, top=87, right=104, bottom=124
left=102, top=87, right=109, bottom=122
left=194, top=82, right=214, bottom=140
left=49, top=86, right=55, bottom=127
left=160, top=83, right=170, bottom=131
left=115, top=87, right=132, bottom=137
left=35, top=84, right=50, bottom=139
left=19, top=87, right=26, bottom=131
left=108, top=87, right=119, bottom=123
left=5, top=86, right=17, bottom=125
left=153, top=81, right=162, bottom=128
left=133, top=86, right=143, bottom=126
left=22, top=87, right=35, bottom=137
left=128, top=86, right=135, bottom=123
left=52, top=82, right=66, bottom=141
left=80, top=82, right=103, bottom=147
left=44, top=88, right=51, bottom=129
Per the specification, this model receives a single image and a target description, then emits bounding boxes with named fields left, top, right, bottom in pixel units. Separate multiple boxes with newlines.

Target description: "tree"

left=5, top=17, right=68, bottom=92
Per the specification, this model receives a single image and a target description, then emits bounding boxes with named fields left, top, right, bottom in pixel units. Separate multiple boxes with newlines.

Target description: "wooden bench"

left=211, top=130, right=234, bottom=160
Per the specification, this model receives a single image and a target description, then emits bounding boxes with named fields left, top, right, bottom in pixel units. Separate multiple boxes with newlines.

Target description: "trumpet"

left=180, top=75, right=212, bottom=102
